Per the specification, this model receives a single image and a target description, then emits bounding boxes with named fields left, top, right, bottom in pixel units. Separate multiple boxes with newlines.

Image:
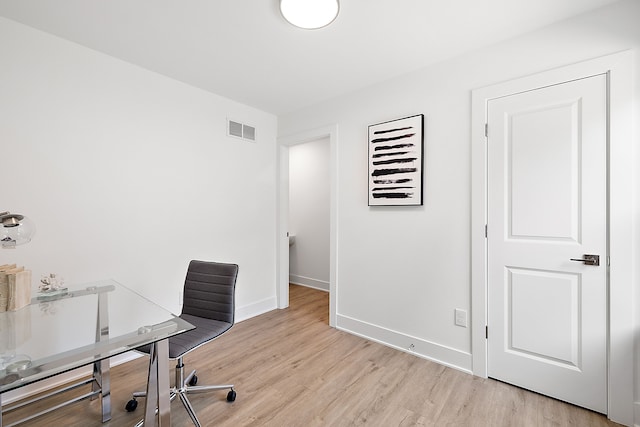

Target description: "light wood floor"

left=4, top=284, right=621, bottom=426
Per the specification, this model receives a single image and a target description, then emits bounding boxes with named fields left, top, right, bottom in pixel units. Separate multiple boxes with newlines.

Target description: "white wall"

left=288, top=137, right=330, bottom=291
left=0, top=16, right=278, bottom=320
left=279, top=0, right=639, bottom=422
left=1, top=0, right=638, bottom=422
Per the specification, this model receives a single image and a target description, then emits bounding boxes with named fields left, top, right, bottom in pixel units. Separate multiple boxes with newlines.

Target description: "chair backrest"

left=181, top=260, right=238, bottom=324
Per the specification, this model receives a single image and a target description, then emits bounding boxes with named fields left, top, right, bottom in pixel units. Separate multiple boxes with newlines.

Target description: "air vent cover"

left=242, top=124, right=256, bottom=141
left=228, top=119, right=256, bottom=142
left=228, top=120, right=243, bottom=138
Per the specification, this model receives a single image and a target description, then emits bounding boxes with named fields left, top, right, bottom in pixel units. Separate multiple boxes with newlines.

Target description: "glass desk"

left=0, top=280, right=194, bottom=426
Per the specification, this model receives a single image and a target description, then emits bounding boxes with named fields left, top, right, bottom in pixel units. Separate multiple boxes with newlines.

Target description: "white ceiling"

left=0, top=0, right=619, bottom=114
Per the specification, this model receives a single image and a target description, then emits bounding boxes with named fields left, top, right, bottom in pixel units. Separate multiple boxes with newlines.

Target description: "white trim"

left=337, top=315, right=472, bottom=373
left=277, top=144, right=291, bottom=309
left=289, top=274, right=330, bottom=291
left=235, top=296, right=277, bottom=323
left=277, top=124, right=339, bottom=327
left=471, top=50, right=634, bottom=426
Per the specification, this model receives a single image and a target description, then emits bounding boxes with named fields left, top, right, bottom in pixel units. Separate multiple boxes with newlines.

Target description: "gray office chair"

left=126, top=260, right=238, bottom=427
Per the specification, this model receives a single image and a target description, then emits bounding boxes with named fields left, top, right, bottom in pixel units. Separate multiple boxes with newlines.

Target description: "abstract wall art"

left=368, top=114, right=424, bottom=206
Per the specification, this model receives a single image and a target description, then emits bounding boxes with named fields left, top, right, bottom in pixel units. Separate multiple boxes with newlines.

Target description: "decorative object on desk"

left=0, top=264, right=32, bottom=312
left=1, top=211, right=36, bottom=248
left=368, top=114, right=424, bottom=206
left=39, top=273, right=67, bottom=294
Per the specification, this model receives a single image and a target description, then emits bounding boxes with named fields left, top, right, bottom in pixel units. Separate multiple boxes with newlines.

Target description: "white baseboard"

left=1, top=351, right=142, bottom=405
left=236, top=295, right=277, bottom=322
left=337, top=314, right=473, bottom=374
left=289, top=274, right=329, bottom=291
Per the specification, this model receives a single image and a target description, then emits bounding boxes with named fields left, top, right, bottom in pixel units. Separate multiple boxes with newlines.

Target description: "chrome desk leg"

left=93, top=358, right=111, bottom=422
left=143, top=339, right=171, bottom=426
left=1, top=392, right=3, bottom=427
left=95, top=285, right=111, bottom=422
left=156, top=340, right=170, bottom=426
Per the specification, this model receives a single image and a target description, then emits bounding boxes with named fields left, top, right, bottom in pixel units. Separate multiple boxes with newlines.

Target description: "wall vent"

left=227, top=119, right=256, bottom=142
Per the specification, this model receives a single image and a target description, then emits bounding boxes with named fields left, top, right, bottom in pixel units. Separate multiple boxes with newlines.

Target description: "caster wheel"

left=227, top=389, right=236, bottom=402
left=189, top=375, right=198, bottom=386
left=125, top=399, right=138, bottom=412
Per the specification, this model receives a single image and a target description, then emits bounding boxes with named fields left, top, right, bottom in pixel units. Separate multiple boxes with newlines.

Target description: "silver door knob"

left=569, top=254, right=600, bottom=266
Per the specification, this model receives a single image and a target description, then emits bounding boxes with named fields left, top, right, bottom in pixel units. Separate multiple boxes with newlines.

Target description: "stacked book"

left=0, top=264, right=32, bottom=312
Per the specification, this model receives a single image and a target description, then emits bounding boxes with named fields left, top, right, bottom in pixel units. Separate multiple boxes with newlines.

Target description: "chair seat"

left=138, top=314, right=232, bottom=359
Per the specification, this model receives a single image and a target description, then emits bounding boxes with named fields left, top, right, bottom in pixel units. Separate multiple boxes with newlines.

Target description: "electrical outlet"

left=455, top=309, right=468, bottom=327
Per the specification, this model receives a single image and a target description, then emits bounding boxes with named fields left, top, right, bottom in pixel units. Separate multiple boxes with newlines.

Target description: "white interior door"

left=487, top=74, right=607, bottom=413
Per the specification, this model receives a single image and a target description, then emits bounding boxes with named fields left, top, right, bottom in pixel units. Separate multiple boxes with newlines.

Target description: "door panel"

left=487, top=74, right=607, bottom=413
left=508, top=268, right=580, bottom=367
left=510, top=101, right=579, bottom=240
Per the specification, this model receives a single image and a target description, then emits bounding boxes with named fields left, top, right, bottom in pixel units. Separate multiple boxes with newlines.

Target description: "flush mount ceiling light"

left=280, top=0, right=340, bottom=30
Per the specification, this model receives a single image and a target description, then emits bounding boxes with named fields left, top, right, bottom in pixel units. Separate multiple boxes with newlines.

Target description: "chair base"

left=127, top=357, right=235, bottom=427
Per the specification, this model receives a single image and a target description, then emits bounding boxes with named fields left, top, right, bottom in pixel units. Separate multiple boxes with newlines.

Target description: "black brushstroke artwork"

left=368, top=114, right=423, bottom=206
left=371, top=167, right=417, bottom=177
left=370, top=133, right=416, bottom=143
left=373, top=126, right=412, bottom=135
left=372, top=151, right=410, bottom=158
left=373, top=178, right=412, bottom=184
left=372, top=157, right=418, bottom=166
left=372, top=192, right=413, bottom=199
left=374, top=143, right=414, bottom=151
left=371, top=186, right=413, bottom=191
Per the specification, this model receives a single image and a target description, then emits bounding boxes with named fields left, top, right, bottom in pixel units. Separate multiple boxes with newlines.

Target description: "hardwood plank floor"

left=4, top=285, right=622, bottom=426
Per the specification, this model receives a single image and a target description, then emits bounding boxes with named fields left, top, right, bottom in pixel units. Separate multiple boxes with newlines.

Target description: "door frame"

left=471, top=51, right=634, bottom=425
left=277, top=124, right=338, bottom=327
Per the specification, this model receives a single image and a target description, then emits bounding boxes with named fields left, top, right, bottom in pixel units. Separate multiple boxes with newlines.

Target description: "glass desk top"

left=0, top=279, right=194, bottom=394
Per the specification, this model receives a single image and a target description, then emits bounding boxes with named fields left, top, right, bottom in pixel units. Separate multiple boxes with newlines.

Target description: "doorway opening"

left=288, top=138, right=331, bottom=312
left=277, top=124, right=338, bottom=327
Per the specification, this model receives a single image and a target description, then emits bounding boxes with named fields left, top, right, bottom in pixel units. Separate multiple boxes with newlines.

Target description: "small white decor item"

left=39, top=273, right=66, bottom=294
